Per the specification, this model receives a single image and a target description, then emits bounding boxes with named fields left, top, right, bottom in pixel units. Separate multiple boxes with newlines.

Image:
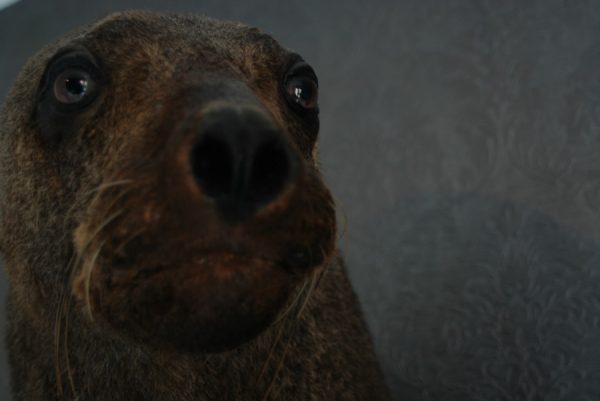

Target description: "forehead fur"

left=84, top=10, right=286, bottom=63
left=0, top=10, right=289, bottom=135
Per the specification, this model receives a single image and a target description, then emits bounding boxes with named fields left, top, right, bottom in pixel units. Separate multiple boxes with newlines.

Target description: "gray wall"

left=3, top=1, right=600, bottom=400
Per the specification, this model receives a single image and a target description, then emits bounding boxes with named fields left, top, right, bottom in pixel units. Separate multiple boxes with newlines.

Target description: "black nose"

left=189, top=108, right=296, bottom=223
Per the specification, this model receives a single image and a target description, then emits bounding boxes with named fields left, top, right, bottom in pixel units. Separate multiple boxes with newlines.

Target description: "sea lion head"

left=0, top=10, right=336, bottom=353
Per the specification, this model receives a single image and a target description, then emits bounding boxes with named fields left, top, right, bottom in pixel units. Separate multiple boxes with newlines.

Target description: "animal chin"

left=72, top=252, right=301, bottom=353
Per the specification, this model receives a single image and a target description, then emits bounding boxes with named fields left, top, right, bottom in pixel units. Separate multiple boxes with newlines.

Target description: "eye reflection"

left=286, top=76, right=318, bottom=110
left=53, top=69, right=95, bottom=104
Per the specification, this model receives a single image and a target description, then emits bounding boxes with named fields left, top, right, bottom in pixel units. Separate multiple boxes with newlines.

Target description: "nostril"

left=247, top=139, right=291, bottom=204
left=187, top=108, right=297, bottom=224
left=190, top=135, right=235, bottom=199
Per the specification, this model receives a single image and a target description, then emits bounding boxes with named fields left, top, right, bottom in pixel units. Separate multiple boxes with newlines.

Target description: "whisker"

left=63, top=293, right=76, bottom=398
left=63, top=179, right=133, bottom=223
left=259, top=250, right=335, bottom=400
left=54, top=251, right=77, bottom=397
left=83, top=240, right=106, bottom=321
left=255, top=271, right=314, bottom=386
left=270, top=278, right=310, bottom=326
left=54, top=206, right=127, bottom=398
left=295, top=271, right=319, bottom=319
left=90, top=186, right=134, bottom=217
left=114, top=226, right=147, bottom=255
left=82, top=179, right=133, bottom=198
left=260, top=334, right=293, bottom=401
left=256, top=303, right=297, bottom=386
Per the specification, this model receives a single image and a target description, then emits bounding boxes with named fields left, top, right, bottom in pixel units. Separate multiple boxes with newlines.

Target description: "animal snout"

left=189, top=107, right=298, bottom=223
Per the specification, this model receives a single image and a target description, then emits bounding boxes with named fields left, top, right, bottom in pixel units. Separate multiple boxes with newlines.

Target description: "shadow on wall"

left=353, top=192, right=600, bottom=400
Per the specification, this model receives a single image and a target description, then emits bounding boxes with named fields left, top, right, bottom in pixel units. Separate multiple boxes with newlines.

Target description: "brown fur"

left=0, top=10, right=391, bottom=401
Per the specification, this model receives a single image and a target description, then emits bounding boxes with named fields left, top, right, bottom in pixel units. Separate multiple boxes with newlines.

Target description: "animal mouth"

left=71, top=215, right=332, bottom=353
left=98, top=252, right=301, bottom=352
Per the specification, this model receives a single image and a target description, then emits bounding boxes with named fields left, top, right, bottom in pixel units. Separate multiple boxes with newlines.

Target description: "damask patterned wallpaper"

left=2, top=0, right=600, bottom=400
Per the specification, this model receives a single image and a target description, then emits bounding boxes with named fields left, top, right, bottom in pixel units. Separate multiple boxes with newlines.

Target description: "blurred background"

left=4, top=1, right=600, bottom=400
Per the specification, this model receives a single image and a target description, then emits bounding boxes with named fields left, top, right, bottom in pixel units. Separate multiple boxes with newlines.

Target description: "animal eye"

left=53, top=69, right=96, bottom=104
left=283, top=60, right=319, bottom=114
left=285, top=75, right=318, bottom=110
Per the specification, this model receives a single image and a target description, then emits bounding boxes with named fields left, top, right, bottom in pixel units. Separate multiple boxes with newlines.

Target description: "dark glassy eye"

left=34, top=48, right=102, bottom=146
left=52, top=69, right=96, bottom=104
left=285, top=76, right=318, bottom=110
